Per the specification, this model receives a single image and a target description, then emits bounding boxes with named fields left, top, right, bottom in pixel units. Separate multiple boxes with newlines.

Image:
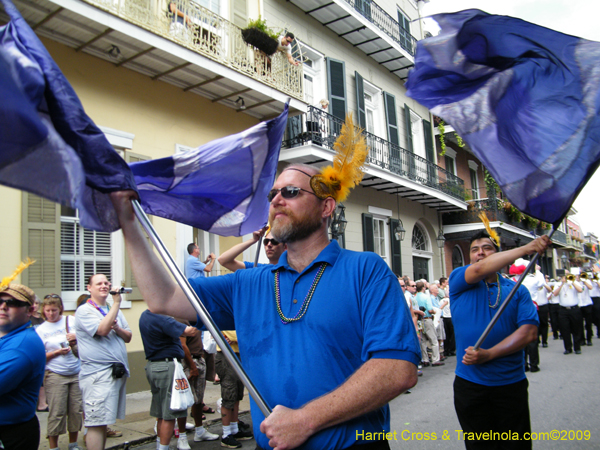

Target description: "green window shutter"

left=123, top=152, right=151, bottom=300
left=355, top=71, right=366, bottom=129
left=326, top=57, right=347, bottom=126
left=423, top=119, right=434, bottom=162
left=404, top=103, right=413, bottom=152
left=21, top=193, right=60, bottom=297
left=383, top=92, right=399, bottom=146
left=389, top=218, right=402, bottom=276
left=362, top=213, right=374, bottom=252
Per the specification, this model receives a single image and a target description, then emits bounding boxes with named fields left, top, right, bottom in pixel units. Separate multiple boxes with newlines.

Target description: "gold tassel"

left=0, top=258, right=36, bottom=291
left=310, top=113, right=369, bottom=203
left=478, top=212, right=500, bottom=248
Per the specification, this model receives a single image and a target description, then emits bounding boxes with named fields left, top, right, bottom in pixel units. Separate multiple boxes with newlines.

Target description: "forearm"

left=111, top=192, right=196, bottom=320
left=466, top=246, right=530, bottom=283
left=204, top=258, right=216, bottom=273
left=487, top=324, right=537, bottom=361
left=96, top=303, right=121, bottom=336
left=116, top=327, right=132, bottom=343
left=218, top=240, right=256, bottom=272
left=180, top=338, right=194, bottom=368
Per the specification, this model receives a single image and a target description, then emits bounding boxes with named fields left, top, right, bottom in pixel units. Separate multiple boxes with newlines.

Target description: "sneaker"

left=232, top=429, right=253, bottom=441
left=185, top=422, right=195, bottom=431
left=195, top=428, right=219, bottom=442
left=68, top=445, right=84, bottom=450
left=221, top=435, right=242, bottom=448
left=177, top=434, right=192, bottom=450
left=238, top=420, right=251, bottom=432
left=106, top=428, right=122, bottom=438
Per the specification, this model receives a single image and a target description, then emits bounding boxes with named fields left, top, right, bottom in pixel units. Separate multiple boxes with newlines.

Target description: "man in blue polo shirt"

left=111, top=163, right=421, bottom=450
left=449, top=230, right=550, bottom=450
left=185, top=243, right=216, bottom=279
left=0, top=283, right=46, bottom=450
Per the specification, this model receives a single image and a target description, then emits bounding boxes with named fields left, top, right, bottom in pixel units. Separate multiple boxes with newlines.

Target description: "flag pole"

left=473, top=227, right=557, bottom=350
left=253, top=237, right=261, bottom=268
left=131, top=199, right=272, bottom=417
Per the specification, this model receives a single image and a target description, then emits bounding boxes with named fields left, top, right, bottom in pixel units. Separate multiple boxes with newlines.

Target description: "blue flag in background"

left=0, top=0, right=137, bottom=231
left=131, top=104, right=288, bottom=236
left=406, top=9, right=600, bottom=225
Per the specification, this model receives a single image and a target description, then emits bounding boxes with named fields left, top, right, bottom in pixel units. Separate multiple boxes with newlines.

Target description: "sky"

left=417, top=0, right=600, bottom=238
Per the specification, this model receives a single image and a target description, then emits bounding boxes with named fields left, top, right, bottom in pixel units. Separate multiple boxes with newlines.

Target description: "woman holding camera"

left=36, top=294, right=84, bottom=450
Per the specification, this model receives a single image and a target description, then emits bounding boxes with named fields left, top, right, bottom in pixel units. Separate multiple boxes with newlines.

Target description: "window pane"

left=412, top=225, right=427, bottom=251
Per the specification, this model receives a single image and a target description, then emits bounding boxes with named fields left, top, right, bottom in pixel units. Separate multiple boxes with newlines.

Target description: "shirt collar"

left=0, top=321, right=32, bottom=340
left=271, top=240, right=342, bottom=273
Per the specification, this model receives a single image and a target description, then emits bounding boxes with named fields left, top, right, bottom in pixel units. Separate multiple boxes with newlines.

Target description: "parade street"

left=128, top=336, right=599, bottom=450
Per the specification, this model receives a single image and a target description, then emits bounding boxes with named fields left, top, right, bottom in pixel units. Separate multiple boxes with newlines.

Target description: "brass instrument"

left=580, top=272, right=589, bottom=280
left=566, top=274, right=576, bottom=282
left=593, top=273, right=600, bottom=281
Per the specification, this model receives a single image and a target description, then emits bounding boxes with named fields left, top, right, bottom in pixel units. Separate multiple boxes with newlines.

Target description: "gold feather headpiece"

left=309, top=113, right=369, bottom=203
left=0, top=258, right=36, bottom=292
left=478, top=212, right=500, bottom=249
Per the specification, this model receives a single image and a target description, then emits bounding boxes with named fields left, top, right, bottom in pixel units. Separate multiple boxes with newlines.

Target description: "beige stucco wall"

left=0, top=186, right=24, bottom=282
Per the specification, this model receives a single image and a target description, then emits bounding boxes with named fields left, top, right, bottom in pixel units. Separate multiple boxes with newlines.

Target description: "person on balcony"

left=277, top=32, right=300, bottom=66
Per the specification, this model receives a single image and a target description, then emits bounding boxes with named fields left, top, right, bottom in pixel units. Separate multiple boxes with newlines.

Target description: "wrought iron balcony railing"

left=341, top=0, right=418, bottom=56
left=81, top=0, right=303, bottom=99
left=283, top=106, right=464, bottom=201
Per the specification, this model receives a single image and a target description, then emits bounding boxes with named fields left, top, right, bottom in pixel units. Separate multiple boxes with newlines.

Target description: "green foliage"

left=437, top=121, right=446, bottom=156
left=455, top=133, right=465, bottom=147
left=247, top=16, right=279, bottom=40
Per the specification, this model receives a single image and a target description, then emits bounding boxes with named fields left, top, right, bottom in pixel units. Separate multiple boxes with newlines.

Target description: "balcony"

left=1, top=0, right=305, bottom=119
left=281, top=106, right=466, bottom=209
left=289, top=0, right=417, bottom=81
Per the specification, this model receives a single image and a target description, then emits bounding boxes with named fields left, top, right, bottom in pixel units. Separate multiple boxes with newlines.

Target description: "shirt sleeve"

left=449, top=266, right=472, bottom=297
left=161, top=315, right=187, bottom=339
left=117, top=310, right=131, bottom=332
left=75, top=305, right=101, bottom=337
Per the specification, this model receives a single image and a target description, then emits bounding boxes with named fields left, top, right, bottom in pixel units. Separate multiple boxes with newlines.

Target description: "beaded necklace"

left=87, top=298, right=110, bottom=317
left=274, top=263, right=327, bottom=324
left=485, top=273, right=501, bottom=309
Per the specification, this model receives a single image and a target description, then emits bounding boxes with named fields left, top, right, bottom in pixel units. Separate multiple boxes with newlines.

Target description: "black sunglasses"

left=267, top=186, right=317, bottom=203
left=44, top=294, right=61, bottom=299
left=0, top=298, right=30, bottom=308
left=263, top=238, right=279, bottom=246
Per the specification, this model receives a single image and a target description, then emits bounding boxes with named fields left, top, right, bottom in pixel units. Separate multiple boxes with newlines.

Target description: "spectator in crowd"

left=0, top=283, right=46, bottom=450
left=416, top=281, right=443, bottom=367
left=36, top=294, right=84, bottom=450
left=185, top=243, right=216, bottom=279
left=75, top=274, right=132, bottom=450
left=429, top=283, right=446, bottom=360
left=439, top=277, right=455, bottom=357
left=177, top=318, right=219, bottom=444
left=218, top=227, right=285, bottom=271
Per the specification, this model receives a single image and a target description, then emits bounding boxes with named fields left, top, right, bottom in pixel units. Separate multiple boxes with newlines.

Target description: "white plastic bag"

left=202, top=331, right=217, bottom=354
left=170, top=359, right=195, bottom=411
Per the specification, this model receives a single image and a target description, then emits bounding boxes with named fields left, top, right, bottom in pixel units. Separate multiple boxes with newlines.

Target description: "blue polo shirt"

left=243, top=261, right=268, bottom=269
left=190, top=240, right=420, bottom=450
left=449, top=266, right=539, bottom=386
left=185, top=255, right=206, bottom=278
left=139, top=310, right=186, bottom=361
left=0, top=322, right=45, bottom=425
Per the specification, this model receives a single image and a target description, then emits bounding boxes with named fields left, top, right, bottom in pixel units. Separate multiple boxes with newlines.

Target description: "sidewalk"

left=36, top=379, right=251, bottom=450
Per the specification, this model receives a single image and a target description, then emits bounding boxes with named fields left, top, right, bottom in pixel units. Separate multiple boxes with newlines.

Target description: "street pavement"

left=36, top=335, right=600, bottom=449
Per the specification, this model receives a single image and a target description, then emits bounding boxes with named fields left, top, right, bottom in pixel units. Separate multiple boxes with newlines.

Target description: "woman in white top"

left=36, top=294, right=83, bottom=450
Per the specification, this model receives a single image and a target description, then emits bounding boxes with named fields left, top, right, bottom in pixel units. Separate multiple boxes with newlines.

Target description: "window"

left=397, top=9, right=412, bottom=53
left=60, top=206, right=112, bottom=292
left=412, top=224, right=428, bottom=251
left=452, top=246, right=465, bottom=270
left=469, top=160, right=479, bottom=200
left=373, top=218, right=388, bottom=261
left=444, top=155, right=456, bottom=175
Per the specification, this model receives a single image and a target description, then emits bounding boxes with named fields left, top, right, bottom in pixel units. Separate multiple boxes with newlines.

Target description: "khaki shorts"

left=79, top=366, right=127, bottom=427
left=183, top=356, right=206, bottom=405
left=215, top=352, right=244, bottom=410
left=145, top=360, right=187, bottom=421
left=45, top=371, right=83, bottom=436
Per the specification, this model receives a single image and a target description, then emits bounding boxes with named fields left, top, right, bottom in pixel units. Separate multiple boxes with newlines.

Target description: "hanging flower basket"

left=241, top=27, right=279, bottom=55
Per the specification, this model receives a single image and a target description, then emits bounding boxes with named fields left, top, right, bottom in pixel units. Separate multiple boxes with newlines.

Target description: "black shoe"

left=524, top=365, right=530, bottom=372
left=221, top=435, right=242, bottom=449
left=432, top=361, right=445, bottom=366
left=563, top=350, right=573, bottom=355
left=542, top=343, right=548, bottom=348
left=232, top=430, right=253, bottom=441
left=530, top=366, right=540, bottom=373
left=404, top=389, right=412, bottom=394
left=422, top=361, right=431, bottom=367
left=238, top=420, right=250, bottom=432
left=575, top=350, right=582, bottom=354
left=553, top=336, right=559, bottom=340
left=587, top=340, right=593, bottom=346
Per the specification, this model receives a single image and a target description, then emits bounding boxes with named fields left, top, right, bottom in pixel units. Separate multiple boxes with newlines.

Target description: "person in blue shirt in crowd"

left=0, top=283, right=46, bottom=450
left=449, top=229, right=550, bottom=450
left=185, top=243, right=216, bottom=278
left=218, top=227, right=286, bottom=272
left=111, top=163, right=420, bottom=450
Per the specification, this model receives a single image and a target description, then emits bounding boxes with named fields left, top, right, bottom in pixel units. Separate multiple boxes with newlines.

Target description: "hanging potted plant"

left=241, top=17, right=280, bottom=56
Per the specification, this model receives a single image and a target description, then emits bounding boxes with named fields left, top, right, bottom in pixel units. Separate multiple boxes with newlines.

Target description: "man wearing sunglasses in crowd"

left=110, top=163, right=420, bottom=450
left=0, top=283, right=46, bottom=450
left=218, top=226, right=286, bottom=272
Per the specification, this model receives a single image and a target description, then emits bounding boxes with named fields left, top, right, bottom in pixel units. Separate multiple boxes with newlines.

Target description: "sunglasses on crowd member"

left=44, top=294, right=61, bottom=299
left=0, top=298, right=30, bottom=308
left=267, top=186, right=317, bottom=203
left=263, top=238, right=279, bottom=246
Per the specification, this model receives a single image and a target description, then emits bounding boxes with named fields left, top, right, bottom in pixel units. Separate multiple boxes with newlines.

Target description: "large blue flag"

left=406, top=9, right=600, bottom=225
left=0, top=0, right=137, bottom=232
left=130, top=104, right=288, bottom=236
